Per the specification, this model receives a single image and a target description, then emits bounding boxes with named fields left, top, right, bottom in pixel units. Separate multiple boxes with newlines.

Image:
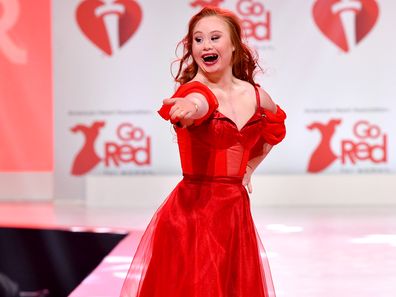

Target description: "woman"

left=121, top=6, right=286, bottom=297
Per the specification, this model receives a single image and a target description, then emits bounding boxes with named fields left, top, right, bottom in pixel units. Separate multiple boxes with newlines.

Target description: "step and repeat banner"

left=53, top=0, right=395, bottom=199
left=2, top=0, right=394, bottom=200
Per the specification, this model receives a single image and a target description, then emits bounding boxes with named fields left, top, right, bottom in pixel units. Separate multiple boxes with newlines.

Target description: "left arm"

left=243, top=143, right=273, bottom=193
left=242, top=87, right=278, bottom=193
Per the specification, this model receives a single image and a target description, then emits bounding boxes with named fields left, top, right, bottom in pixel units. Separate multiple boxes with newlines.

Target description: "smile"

left=201, top=53, right=219, bottom=64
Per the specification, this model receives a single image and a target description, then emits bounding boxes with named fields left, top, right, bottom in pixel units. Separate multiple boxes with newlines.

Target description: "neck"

left=196, top=67, right=235, bottom=90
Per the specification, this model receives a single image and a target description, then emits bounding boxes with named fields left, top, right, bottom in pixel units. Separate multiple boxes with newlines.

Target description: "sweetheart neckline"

left=214, top=109, right=261, bottom=133
left=186, top=81, right=262, bottom=132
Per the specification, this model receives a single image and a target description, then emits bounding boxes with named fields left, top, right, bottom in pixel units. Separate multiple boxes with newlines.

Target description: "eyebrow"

left=193, top=30, right=223, bottom=35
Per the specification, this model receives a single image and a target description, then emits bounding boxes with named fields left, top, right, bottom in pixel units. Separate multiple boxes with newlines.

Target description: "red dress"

left=120, top=82, right=286, bottom=297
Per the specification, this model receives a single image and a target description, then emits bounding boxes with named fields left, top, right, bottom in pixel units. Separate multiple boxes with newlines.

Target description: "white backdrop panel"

left=54, top=0, right=396, bottom=200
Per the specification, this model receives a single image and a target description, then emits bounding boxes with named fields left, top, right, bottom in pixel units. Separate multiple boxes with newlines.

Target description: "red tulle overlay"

left=122, top=82, right=285, bottom=297
left=120, top=176, right=276, bottom=297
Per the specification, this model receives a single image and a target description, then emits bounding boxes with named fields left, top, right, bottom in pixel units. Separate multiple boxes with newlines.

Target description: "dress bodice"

left=159, top=81, right=286, bottom=178
left=176, top=108, right=265, bottom=177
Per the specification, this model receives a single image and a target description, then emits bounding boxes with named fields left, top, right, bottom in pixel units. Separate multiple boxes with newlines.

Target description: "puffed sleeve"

left=157, top=81, right=219, bottom=125
left=249, top=105, right=286, bottom=160
left=261, top=105, right=286, bottom=145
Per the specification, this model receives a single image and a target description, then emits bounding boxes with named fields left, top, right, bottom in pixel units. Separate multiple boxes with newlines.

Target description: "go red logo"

left=105, top=122, right=151, bottom=167
left=307, top=119, right=387, bottom=173
left=190, top=0, right=271, bottom=42
left=71, top=121, right=151, bottom=176
left=312, top=0, right=379, bottom=52
left=237, top=0, right=271, bottom=41
left=341, top=120, right=387, bottom=165
left=76, top=0, right=142, bottom=56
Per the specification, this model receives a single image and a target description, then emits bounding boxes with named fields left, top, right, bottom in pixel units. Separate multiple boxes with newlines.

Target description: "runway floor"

left=0, top=202, right=395, bottom=297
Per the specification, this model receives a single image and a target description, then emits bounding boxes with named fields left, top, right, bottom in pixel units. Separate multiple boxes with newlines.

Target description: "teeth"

left=202, top=54, right=218, bottom=62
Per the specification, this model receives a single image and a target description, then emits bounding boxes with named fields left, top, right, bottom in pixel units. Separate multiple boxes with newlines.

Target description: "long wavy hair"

left=173, top=6, right=260, bottom=85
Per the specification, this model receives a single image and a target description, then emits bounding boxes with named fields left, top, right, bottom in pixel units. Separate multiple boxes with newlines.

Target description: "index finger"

left=163, top=98, right=176, bottom=105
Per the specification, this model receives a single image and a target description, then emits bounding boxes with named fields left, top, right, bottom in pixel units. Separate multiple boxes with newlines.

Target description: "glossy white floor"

left=0, top=202, right=395, bottom=297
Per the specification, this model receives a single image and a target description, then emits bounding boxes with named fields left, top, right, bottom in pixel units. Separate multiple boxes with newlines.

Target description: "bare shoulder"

left=258, top=87, right=277, bottom=113
left=235, top=79, right=253, bottom=93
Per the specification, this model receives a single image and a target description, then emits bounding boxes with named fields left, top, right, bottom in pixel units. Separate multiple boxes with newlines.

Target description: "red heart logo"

left=312, top=0, right=379, bottom=52
left=190, top=0, right=223, bottom=8
left=76, top=0, right=142, bottom=55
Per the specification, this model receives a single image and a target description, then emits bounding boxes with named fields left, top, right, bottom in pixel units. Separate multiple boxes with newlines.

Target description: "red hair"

left=173, top=6, right=259, bottom=85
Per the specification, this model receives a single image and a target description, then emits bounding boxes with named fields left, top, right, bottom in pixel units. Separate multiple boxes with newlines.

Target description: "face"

left=191, top=16, right=235, bottom=76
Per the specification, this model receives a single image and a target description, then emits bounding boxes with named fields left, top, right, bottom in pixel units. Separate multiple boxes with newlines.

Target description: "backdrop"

left=1, top=0, right=394, bottom=200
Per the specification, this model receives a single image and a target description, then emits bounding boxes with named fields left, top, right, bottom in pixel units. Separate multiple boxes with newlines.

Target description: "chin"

left=201, top=64, right=224, bottom=75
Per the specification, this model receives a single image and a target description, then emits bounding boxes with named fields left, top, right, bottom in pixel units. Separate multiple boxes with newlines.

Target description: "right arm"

left=162, top=92, right=209, bottom=127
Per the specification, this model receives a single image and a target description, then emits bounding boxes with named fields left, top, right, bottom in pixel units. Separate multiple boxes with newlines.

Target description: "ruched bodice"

left=168, top=81, right=287, bottom=178
left=176, top=108, right=264, bottom=177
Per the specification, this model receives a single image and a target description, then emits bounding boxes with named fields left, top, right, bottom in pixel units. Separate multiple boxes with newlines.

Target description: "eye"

left=194, top=37, right=203, bottom=43
left=211, top=35, right=220, bottom=41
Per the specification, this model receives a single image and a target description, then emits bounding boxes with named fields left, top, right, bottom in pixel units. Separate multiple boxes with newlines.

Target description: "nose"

left=203, top=39, right=212, bottom=50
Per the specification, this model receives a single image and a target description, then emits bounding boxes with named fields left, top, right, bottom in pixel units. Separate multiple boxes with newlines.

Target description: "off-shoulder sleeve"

left=249, top=105, right=286, bottom=160
left=261, top=105, right=286, bottom=145
left=157, top=81, right=219, bottom=125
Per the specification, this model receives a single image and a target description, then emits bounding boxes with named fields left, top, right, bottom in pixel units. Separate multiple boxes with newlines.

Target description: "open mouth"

left=202, top=54, right=219, bottom=64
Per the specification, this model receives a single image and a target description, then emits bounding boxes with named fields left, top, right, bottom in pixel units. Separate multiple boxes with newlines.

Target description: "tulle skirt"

left=120, top=175, right=276, bottom=297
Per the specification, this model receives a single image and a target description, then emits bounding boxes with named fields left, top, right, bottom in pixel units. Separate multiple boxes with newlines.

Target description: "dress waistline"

left=182, top=174, right=243, bottom=184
